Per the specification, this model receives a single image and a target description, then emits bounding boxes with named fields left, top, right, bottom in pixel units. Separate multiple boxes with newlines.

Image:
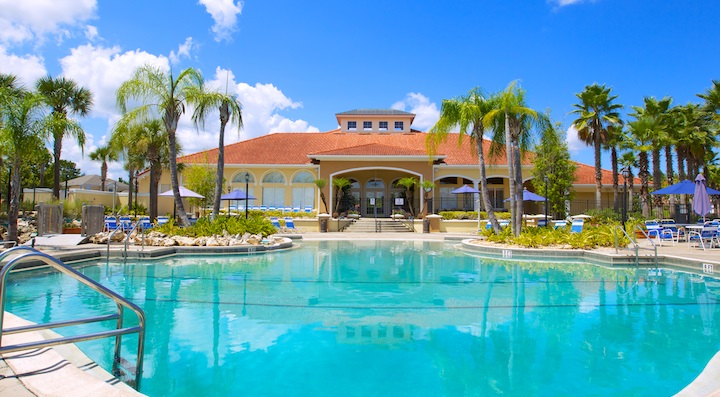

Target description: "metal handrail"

left=123, top=221, right=142, bottom=258
left=106, top=226, right=124, bottom=260
left=0, top=247, right=146, bottom=389
left=613, top=225, right=658, bottom=266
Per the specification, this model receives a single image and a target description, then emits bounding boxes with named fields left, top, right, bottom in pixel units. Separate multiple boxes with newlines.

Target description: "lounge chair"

left=138, top=216, right=152, bottom=230
left=292, top=207, right=301, bottom=213
left=553, top=220, right=567, bottom=229
left=284, top=217, right=298, bottom=232
left=284, top=207, right=293, bottom=213
left=119, top=216, right=133, bottom=232
left=570, top=219, right=584, bottom=233
left=304, top=206, right=313, bottom=213
left=537, top=219, right=547, bottom=227
left=270, top=217, right=282, bottom=229
left=260, top=205, right=268, bottom=212
left=157, top=216, right=169, bottom=226
left=104, top=217, right=119, bottom=232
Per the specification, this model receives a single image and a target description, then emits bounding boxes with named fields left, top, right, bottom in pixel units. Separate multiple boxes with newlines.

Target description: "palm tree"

left=419, top=179, right=435, bottom=217
left=571, top=83, right=623, bottom=210
left=313, top=178, right=329, bottom=213
left=484, top=82, right=543, bottom=235
left=619, top=150, right=638, bottom=214
left=36, top=76, right=93, bottom=199
left=111, top=119, right=171, bottom=221
left=0, top=87, right=57, bottom=241
left=191, top=80, right=243, bottom=219
left=428, top=87, right=501, bottom=232
left=627, top=116, right=655, bottom=216
left=605, top=124, right=624, bottom=210
left=332, top=177, right=351, bottom=217
left=89, top=144, right=119, bottom=191
left=395, top=177, right=418, bottom=217
left=117, top=65, right=205, bottom=226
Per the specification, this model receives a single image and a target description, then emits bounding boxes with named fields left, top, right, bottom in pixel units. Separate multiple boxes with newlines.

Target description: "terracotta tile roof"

left=310, top=143, right=431, bottom=156
left=178, top=129, right=620, bottom=184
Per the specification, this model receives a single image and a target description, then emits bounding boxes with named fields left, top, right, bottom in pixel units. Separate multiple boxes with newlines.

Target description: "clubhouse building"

left=141, top=109, right=618, bottom=217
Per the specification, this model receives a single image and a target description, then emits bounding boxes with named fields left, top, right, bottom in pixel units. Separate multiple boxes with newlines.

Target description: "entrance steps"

left=343, top=217, right=414, bottom=233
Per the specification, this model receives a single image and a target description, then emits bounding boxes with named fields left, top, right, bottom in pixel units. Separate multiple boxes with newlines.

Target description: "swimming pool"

left=4, top=240, right=720, bottom=396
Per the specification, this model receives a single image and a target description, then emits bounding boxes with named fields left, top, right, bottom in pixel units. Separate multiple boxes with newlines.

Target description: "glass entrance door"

left=365, top=191, right=384, bottom=217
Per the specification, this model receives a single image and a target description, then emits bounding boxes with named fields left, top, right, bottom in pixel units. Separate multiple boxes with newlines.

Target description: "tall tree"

left=0, top=86, right=58, bottom=241
left=314, top=179, right=329, bottom=214
left=627, top=116, right=655, bottom=216
left=117, top=65, right=205, bottom=226
left=111, top=119, right=170, bottom=221
left=428, top=87, right=502, bottom=232
left=485, top=82, right=544, bottom=236
left=332, top=177, right=351, bottom=217
left=89, top=144, right=119, bottom=191
left=36, top=76, right=93, bottom=199
left=395, top=177, right=418, bottom=217
left=191, top=78, right=243, bottom=219
left=531, top=121, right=577, bottom=219
left=571, top=83, right=622, bottom=210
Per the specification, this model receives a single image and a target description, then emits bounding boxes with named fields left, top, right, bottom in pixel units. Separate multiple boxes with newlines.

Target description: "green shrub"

left=482, top=223, right=630, bottom=249
left=153, top=214, right=276, bottom=237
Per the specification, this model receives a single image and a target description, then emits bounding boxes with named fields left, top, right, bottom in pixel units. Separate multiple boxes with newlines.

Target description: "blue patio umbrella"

left=450, top=185, right=481, bottom=194
left=504, top=188, right=545, bottom=202
left=451, top=185, right=480, bottom=211
left=221, top=190, right=256, bottom=200
left=221, top=189, right=256, bottom=213
left=694, top=174, right=712, bottom=221
left=652, top=179, right=720, bottom=195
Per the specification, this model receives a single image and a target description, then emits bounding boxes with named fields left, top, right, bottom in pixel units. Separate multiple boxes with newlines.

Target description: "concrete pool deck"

left=2, top=231, right=720, bottom=396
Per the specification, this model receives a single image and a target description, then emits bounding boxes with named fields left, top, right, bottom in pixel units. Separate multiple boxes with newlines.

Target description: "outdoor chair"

left=284, top=207, right=293, bottom=213
left=553, top=220, right=567, bottom=229
left=570, top=219, right=584, bottom=233
left=157, top=216, right=169, bottom=226
left=270, top=217, right=282, bottom=229
left=688, top=222, right=719, bottom=251
left=138, top=216, right=152, bottom=230
left=119, top=216, right=133, bottom=232
left=284, top=217, right=299, bottom=232
left=292, top=207, right=301, bottom=213
left=260, top=205, right=268, bottom=211
left=104, top=217, right=119, bottom=232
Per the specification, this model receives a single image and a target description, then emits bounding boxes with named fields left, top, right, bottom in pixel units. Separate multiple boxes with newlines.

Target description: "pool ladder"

left=0, top=247, right=146, bottom=389
left=613, top=225, right=658, bottom=267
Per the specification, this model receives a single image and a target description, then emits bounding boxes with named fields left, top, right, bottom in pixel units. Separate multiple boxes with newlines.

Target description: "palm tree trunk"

left=319, top=192, right=328, bottom=214
left=165, top=113, right=189, bottom=226
left=665, top=145, right=675, bottom=215
left=53, top=134, right=62, bottom=199
left=639, top=152, right=650, bottom=217
left=128, top=167, right=135, bottom=214
left=149, top=162, right=161, bottom=221
left=611, top=147, right=619, bottom=211
left=8, top=160, right=21, bottom=242
left=593, top=123, right=602, bottom=210
left=505, top=112, right=516, bottom=235
left=100, top=162, right=107, bottom=191
left=212, top=103, right=229, bottom=219
left=513, top=141, right=523, bottom=236
left=476, top=135, right=500, bottom=232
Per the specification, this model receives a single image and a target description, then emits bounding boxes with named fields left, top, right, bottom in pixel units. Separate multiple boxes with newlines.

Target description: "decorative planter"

left=635, top=230, right=647, bottom=239
left=63, top=227, right=81, bottom=234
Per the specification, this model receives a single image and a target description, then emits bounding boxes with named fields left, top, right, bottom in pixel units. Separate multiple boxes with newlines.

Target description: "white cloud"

left=60, top=44, right=170, bottom=118
left=0, top=46, right=46, bottom=86
left=391, top=92, right=440, bottom=130
left=169, top=37, right=197, bottom=65
left=566, top=124, right=584, bottom=153
left=0, top=0, right=96, bottom=45
left=198, top=0, right=243, bottom=42
left=85, top=25, right=98, bottom=41
left=175, top=67, right=319, bottom=155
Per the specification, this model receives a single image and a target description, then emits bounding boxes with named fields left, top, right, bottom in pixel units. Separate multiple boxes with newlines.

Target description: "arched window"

left=263, top=171, right=286, bottom=183
left=232, top=172, right=255, bottom=183
left=365, top=179, right=384, bottom=189
left=292, top=171, right=315, bottom=183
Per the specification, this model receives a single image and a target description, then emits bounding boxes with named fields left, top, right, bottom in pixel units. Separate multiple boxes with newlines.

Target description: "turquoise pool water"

left=4, top=240, right=720, bottom=396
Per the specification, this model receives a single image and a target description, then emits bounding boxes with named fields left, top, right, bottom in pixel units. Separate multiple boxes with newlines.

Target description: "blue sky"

left=1, top=0, right=718, bottom=180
